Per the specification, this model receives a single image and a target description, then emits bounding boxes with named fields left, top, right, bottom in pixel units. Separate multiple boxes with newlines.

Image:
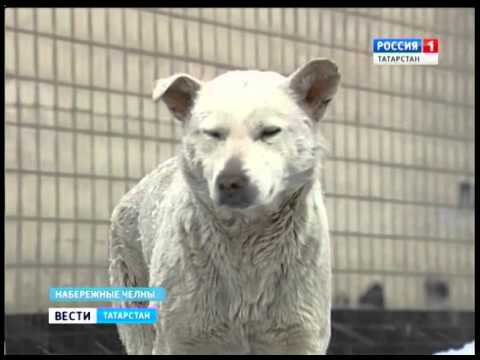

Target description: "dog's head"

left=153, top=59, right=341, bottom=212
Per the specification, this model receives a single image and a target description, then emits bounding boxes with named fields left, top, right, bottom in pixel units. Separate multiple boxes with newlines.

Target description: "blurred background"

left=4, top=7, right=475, bottom=355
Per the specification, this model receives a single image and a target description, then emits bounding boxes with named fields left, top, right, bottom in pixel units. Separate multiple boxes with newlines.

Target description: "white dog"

left=108, top=58, right=341, bottom=355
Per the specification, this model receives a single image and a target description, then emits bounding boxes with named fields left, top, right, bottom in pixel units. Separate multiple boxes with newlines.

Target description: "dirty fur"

left=109, top=58, right=341, bottom=355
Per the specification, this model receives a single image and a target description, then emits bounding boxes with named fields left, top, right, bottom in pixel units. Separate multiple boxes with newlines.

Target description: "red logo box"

left=423, top=38, right=439, bottom=53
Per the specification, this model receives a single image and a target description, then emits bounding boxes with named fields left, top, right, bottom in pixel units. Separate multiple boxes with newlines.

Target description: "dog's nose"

left=217, top=173, right=248, bottom=193
left=216, top=172, right=255, bottom=208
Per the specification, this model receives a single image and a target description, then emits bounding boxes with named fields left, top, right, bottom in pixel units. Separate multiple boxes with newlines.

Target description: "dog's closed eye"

left=260, top=127, right=282, bottom=140
left=203, top=129, right=224, bottom=140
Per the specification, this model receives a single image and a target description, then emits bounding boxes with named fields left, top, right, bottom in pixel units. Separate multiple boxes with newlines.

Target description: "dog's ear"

left=287, top=58, right=341, bottom=121
left=152, top=74, right=202, bottom=122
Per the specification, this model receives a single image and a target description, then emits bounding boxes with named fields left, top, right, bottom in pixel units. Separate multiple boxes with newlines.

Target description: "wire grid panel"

left=5, top=8, right=475, bottom=313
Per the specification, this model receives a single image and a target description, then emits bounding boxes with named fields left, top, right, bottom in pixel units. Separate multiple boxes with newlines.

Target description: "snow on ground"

left=434, top=341, right=475, bottom=355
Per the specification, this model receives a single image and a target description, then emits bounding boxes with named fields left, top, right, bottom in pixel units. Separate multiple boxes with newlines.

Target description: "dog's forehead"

left=194, top=70, right=294, bottom=122
left=208, top=70, right=286, bottom=86
left=204, top=71, right=287, bottom=97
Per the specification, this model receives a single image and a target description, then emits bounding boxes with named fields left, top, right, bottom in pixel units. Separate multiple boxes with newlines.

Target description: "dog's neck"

left=196, top=180, right=313, bottom=239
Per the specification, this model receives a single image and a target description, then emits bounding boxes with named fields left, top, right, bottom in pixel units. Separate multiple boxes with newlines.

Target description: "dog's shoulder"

left=111, top=157, right=180, bottom=223
left=110, top=156, right=185, bottom=264
left=138, top=156, right=181, bottom=201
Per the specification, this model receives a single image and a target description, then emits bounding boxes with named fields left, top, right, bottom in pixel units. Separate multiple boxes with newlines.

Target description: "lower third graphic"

left=48, top=307, right=158, bottom=324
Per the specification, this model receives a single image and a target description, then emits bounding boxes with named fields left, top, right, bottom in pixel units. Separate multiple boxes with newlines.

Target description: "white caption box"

left=48, top=307, right=97, bottom=324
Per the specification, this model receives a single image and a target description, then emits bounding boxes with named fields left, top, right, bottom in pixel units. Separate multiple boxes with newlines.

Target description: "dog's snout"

left=215, top=158, right=257, bottom=208
left=217, top=173, right=249, bottom=193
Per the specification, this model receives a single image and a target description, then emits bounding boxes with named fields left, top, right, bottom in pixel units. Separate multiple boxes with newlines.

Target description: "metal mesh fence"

left=5, top=8, right=475, bottom=314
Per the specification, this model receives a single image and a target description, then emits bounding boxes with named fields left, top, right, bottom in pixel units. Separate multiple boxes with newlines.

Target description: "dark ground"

left=5, top=310, right=474, bottom=355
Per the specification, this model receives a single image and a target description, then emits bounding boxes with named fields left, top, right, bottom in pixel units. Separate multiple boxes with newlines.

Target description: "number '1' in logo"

left=423, top=39, right=439, bottom=53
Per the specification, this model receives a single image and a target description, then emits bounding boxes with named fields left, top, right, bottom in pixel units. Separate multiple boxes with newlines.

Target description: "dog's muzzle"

left=215, top=171, right=258, bottom=209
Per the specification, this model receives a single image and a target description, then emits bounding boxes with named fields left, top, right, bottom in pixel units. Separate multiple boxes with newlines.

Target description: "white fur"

left=109, top=59, right=340, bottom=355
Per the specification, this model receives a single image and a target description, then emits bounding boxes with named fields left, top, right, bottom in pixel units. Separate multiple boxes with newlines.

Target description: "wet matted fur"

left=109, top=58, right=341, bottom=355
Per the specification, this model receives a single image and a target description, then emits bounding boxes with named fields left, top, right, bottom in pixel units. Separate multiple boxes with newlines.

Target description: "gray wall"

left=5, top=8, right=475, bottom=313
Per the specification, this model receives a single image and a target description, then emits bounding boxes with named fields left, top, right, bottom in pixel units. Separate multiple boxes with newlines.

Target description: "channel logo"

left=373, top=38, right=439, bottom=65
left=48, top=307, right=158, bottom=324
